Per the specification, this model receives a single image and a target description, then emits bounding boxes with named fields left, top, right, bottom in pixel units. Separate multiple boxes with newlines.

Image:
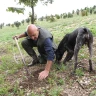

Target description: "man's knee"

left=21, top=40, right=26, bottom=48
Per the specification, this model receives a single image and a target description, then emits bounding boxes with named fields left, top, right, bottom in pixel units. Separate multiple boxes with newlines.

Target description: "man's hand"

left=13, top=35, right=19, bottom=40
left=38, top=70, right=49, bottom=81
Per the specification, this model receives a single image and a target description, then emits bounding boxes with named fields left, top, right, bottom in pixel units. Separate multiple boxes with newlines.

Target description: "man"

left=13, top=24, right=57, bottom=80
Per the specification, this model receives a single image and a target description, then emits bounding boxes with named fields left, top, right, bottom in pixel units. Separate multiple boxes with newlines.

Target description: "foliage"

left=62, top=13, right=67, bottom=19
left=94, top=8, right=96, bottom=14
left=29, top=12, right=37, bottom=22
left=55, top=14, right=60, bottom=19
left=81, top=10, right=88, bottom=16
left=48, top=86, right=63, bottom=96
left=67, top=12, right=73, bottom=18
left=0, top=86, right=9, bottom=95
left=26, top=18, right=31, bottom=24
left=40, top=0, right=54, bottom=5
left=72, top=10, right=75, bottom=14
left=14, top=21, right=21, bottom=29
left=84, top=7, right=90, bottom=13
left=38, top=16, right=44, bottom=21
left=0, top=23, right=4, bottom=29
left=21, top=20, right=25, bottom=25
left=57, top=78, right=64, bottom=85
left=18, top=0, right=38, bottom=6
left=11, top=24, right=14, bottom=28
left=0, top=24, right=3, bottom=29
left=90, top=90, right=96, bottom=96
left=89, top=7, right=93, bottom=14
left=14, top=0, right=54, bottom=23
left=45, top=15, right=50, bottom=21
left=76, top=68, right=84, bottom=77
left=49, top=15, right=55, bottom=22
left=76, top=9, right=79, bottom=15
left=6, top=23, right=10, bottom=27
left=6, top=7, right=25, bottom=14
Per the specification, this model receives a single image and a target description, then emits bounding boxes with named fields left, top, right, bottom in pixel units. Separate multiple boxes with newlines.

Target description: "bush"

left=14, top=21, right=21, bottom=29
left=55, top=14, right=60, bottom=19
left=94, top=9, right=96, bottom=14
left=62, top=13, right=67, bottom=19
left=49, top=15, right=55, bottom=22
left=81, top=10, right=88, bottom=16
left=67, top=12, right=73, bottom=18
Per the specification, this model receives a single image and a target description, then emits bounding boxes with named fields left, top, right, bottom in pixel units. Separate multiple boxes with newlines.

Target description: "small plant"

left=47, top=77, right=56, bottom=85
left=76, top=68, right=84, bottom=77
left=0, top=75, right=4, bottom=84
left=0, top=87, right=8, bottom=95
left=28, top=91, right=40, bottom=96
left=12, top=83, right=24, bottom=96
left=0, top=83, right=11, bottom=96
left=48, top=86, right=63, bottom=96
left=57, top=78, right=64, bottom=85
left=89, top=90, right=96, bottom=96
left=53, top=62, right=66, bottom=72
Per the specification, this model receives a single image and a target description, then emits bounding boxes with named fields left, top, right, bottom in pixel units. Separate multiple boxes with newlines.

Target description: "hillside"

left=0, top=14, right=96, bottom=96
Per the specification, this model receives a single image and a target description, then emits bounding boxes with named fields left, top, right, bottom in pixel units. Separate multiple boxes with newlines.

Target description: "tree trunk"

left=31, top=0, right=34, bottom=24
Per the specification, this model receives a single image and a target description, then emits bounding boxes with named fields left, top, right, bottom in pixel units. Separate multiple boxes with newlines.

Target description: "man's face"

left=28, top=29, right=39, bottom=40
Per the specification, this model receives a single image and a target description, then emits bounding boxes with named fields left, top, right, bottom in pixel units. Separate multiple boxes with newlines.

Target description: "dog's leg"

left=87, top=42, right=93, bottom=72
left=63, top=51, right=74, bottom=64
left=63, top=45, right=74, bottom=64
left=73, top=37, right=83, bottom=73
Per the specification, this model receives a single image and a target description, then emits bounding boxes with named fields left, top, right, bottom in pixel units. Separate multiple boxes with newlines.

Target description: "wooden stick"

left=76, top=80, right=84, bottom=89
left=14, top=38, right=30, bottom=78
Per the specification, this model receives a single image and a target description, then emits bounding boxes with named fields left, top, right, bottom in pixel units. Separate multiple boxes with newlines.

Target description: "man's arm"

left=13, top=32, right=27, bottom=39
left=38, top=38, right=55, bottom=80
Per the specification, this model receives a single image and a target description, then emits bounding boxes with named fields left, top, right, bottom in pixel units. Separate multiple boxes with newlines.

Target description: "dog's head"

left=55, top=34, right=70, bottom=64
left=55, top=50, right=62, bottom=64
left=55, top=47, right=66, bottom=64
left=55, top=49, right=62, bottom=62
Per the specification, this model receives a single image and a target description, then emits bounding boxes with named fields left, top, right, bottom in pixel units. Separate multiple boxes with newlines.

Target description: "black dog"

left=55, top=27, right=93, bottom=73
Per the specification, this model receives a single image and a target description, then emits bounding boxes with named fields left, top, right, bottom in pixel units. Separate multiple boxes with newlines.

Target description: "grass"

left=90, top=90, right=96, bottom=96
left=0, top=14, right=96, bottom=95
left=1, top=14, right=96, bottom=42
left=76, top=68, right=84, bottom=77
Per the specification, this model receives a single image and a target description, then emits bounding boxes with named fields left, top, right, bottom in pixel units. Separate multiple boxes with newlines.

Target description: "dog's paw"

left=89, top=69, right=96, bottom=74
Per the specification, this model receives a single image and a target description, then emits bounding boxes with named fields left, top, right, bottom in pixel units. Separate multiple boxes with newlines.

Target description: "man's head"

left=27, top=24, right=39, bottom=40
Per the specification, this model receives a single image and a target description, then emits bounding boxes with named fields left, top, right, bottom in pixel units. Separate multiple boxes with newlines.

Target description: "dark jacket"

left=25, top=26, right=57, bottom=51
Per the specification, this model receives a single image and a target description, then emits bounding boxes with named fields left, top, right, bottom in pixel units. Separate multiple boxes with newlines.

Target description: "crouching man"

left=13, top=24, right=57, bottom=80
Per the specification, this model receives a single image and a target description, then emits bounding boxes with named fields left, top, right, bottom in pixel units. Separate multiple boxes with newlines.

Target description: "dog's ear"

left=83, top=27, right=88, bottom=33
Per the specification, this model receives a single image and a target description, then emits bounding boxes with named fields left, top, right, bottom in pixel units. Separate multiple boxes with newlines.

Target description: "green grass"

left=90, top=90, right=96, bottom=96
left=0, top=14, right=96, bottom=95
left=1, top=14, right=96, bottom=42
left=76, top=68, right=84, bottom=77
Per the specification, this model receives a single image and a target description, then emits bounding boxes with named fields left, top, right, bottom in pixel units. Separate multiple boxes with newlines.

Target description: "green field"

left=0, top=14, right=96, bottom=96
left=1, top=14, right=96, bottom=42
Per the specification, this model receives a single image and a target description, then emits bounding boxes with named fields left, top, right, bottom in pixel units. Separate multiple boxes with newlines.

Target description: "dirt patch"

left=19, top=68, right=49, bottom=90
left=0, top=47, right=8, bottom=56
left=6, top=62, right=96, bottom=96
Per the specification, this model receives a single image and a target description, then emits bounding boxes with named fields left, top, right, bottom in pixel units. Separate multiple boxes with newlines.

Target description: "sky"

left=0, top=0, right=96, bottom=24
